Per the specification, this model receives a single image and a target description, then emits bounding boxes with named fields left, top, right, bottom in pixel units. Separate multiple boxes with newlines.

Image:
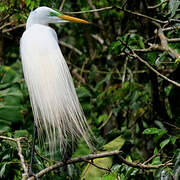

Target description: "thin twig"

left=167, top=38, right=180, bottom=43
left=143, top=150, right=161, bottom=165
left=134, top=44, right=165, bottom=52
left=59, top=40, right=82, bottom=55
left=91, top=34, right=104, bottom=44
left=122, top=57, right=128, bottom=83
left=35, top=150, right=53, bottom=163
left=98, top=110, right=113, bottom=130
left=64, top=6, right=113, bottom=14
left=0, top=22, right=13, bottom=30
left=0, top=14, right=10, bottom=24
left=162, top=26, right=180, bottom=32
left=147, top=0, right=168, bottom=9
left=163, top=122, right=180, bottom=131
left=84, top=160, right=111, bottom=172
left=2, top=23, right=25, bottom=33
left=115, top=6, right=168, bottom=24
left=59, top=0, right=66, bottom=11
left=87, top=0, right=111, bottom=45
left=169, top=19, right=180, bottom=23
left=119, top=156, right=172, bottom=169
left=72, top=68, right=87, bottom=85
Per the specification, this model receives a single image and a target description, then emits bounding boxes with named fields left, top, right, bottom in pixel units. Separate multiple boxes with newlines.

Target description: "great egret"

left=20, top=7, right=93, bottom=160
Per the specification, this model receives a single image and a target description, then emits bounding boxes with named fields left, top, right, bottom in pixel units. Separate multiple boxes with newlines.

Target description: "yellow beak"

left=60, top=14, right=89, bottom=24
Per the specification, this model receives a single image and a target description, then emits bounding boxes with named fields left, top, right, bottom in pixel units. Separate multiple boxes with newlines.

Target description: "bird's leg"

left=63, top=149, right=70, bottom=163
left=28, top=121, right=39, bottom=180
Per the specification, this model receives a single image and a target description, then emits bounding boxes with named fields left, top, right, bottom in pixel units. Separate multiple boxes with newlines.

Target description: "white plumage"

left=20, top=7, right=93, bottom=156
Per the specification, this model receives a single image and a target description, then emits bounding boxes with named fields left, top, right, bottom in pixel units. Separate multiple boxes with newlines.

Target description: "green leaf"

left=103, top=136, right=125, bottom=151
left=109, top=41, right=121, bottom=52
left=95, top=74, right=111, bottom=91
left=168, top=0, right=180, bottom=18
left=126, top=155, right=132, bottom=162
left=154, top=147, right=158, bottom=155
left=0, top=66, right=21, bottom=84
left=102, top=172, right=118, bottom=180
left=76, top=87, right=91, bottom=99
left=175, top=58, right=180, bottom=63
left=81, top=157, right=113, bottom=180
left=0, top=86, right=24, bottom=105
left=14, top=130, right=29, bottom=138
left=111, top=164, right=121, bottom=172
left=97, top=114, right=109, bottom=124
left=143, top=128, right=167, bottom=135
left=72, top=139, right=90, bottom=157
left=170, top=136, right=177, bottom=144
left=0, top=163, right=7, bottom=178
left=152, top=156, right=161, bottom=165
left=2, top=154, right=10, bottom=161
left=0, top=105, right=26, bottom=123
left=0, top=124, right=11, bottom=133
left=160, top=139, right=170, bottom=149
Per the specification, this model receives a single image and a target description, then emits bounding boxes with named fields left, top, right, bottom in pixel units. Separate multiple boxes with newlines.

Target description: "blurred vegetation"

left=0, top=0, right=180, bottom=179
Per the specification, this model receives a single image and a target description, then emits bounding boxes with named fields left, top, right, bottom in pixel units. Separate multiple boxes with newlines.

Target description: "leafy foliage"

left=0, top=0, right=180, bottom=179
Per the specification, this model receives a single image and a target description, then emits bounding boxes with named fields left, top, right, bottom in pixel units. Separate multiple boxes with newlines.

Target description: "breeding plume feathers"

left=20, top=23, right=93, bottom=156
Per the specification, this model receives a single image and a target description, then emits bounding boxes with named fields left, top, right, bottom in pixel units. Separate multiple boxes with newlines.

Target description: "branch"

left=91, top=34, right=104, bottom=44
left=0, top=135, right=17, bottom=142
left=163, top=122, right=180, bottom=131
left=84, top=160, right=111, bottom=172
left=2, top=23, right=25, bottom=33
left=119, top=156, right=172, bottom=169
left=16, top=138, right=29, bottom=180
left=132, top=53, right=180, bottom=87
left=72, top=68, right=87, bottom=85
left=87, top=0, right=103, bottom=24
left=64, top=6, right=113, bottom=14
left=118, top=39, right=180, bottom=87
left=122, top=57, right=128, bottom=83
left=0, top=22, right=13, bottom=30
left=59, top=40, right=82, bottom=55
left=0, top=136, right=28, bottom=179
left=28, top=150, right=121, bottom=179
left=134, top=44, right=165, bottom=52
left=135, top=30, right=180, bottom=57
left=0, top=14, right=10, bottom=24
left=0, top=135, right=173, bottom=179
left=115, top=6, right=168, bottom=24
left=59, top=0, right=66, bottom=11
left=158, top=28, right=180, bottom=59
left=87, top=0, right=110, bottom=45
left=147, top=0, right=168, bottom=9
left=162, top=26, right=180, bottom=32
left=167, top=38, right=180, bottom=43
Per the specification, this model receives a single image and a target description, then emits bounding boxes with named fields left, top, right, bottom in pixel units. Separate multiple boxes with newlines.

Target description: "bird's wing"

left=20, top=24, right=93, bottom=156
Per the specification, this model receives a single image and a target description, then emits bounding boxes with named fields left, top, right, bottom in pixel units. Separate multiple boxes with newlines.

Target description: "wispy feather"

left=20, top=23, right=94, bottom=156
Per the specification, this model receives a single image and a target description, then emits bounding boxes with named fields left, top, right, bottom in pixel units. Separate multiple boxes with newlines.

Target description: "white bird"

left=20, top=6, right=93, bottom=157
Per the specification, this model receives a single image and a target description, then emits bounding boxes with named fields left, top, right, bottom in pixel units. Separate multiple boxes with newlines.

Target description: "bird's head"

left=26, top=6, right=89, bottom=28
